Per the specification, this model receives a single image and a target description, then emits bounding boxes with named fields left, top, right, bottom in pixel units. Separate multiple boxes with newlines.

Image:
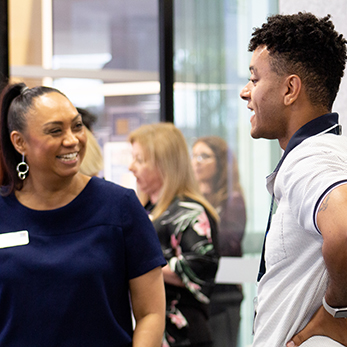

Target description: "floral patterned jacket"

left=153, top=197, right=219, bottom=302
left=147, top=196, right=220, bottom=347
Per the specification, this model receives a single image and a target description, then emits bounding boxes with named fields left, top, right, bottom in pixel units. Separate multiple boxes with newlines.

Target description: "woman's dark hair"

left=193, top=136, right=242, bottom=208
left=76, top=107, right=97, bottom=131
left=0, top=83, right=65, bottom=195
left=249, top=12, right=347, bottom=110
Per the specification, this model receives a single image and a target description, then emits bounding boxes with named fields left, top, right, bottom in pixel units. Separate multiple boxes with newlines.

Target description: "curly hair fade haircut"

left=249, top=12, right=347, bottom=110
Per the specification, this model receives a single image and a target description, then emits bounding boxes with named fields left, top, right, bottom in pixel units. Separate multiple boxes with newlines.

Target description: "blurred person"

left=0, top=83, right=166, bottom=347
left=79, top=126, right=103, bottom=177
left=128, top=122, right=220, bottom=347
left=76, top=106, right=97, bottom=131
left=192, top=136, right=246, bottom=347
left=240, top=12, right=347, bottom=347
left=76, top=107, right=103, bottom=177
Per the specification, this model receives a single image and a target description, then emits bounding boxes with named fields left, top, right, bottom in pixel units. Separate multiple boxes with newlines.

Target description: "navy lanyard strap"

left=257, top=113, right=341, bottom=282
left=257, top=194, right=275, bottom=281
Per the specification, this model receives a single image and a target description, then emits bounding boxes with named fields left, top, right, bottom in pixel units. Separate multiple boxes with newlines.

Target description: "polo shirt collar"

left=274, top=112, right=340, bottom=173
left=266, top=113, right=340, bottom=195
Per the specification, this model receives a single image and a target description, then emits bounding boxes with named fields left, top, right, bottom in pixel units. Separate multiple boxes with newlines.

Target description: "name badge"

left=0, top=230, right=29, bottom=249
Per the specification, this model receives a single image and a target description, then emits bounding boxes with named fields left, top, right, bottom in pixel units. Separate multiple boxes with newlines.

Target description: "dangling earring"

left=16, top=153, right=29, bottom=180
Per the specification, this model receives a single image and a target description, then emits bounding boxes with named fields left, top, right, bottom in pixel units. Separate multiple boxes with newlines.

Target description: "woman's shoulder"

left=169, top=196, right=205, bottom=212
left=221, top=191, right=245, bottom=209
left=89, top=177, right=134, bottom=194
left=80, top=177, right=147, bottom=226
left=85, top=177, right=139, bottom=205
left=161, top=197, right=211, bottom=226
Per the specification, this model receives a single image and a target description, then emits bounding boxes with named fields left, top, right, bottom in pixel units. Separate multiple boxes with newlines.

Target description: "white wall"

left=279, top=0, right=347, bottom=133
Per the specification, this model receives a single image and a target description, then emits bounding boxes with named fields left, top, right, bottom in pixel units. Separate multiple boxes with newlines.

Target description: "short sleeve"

left=121, top=189, right=166, bottom=279
left=280, top=134, right=347, bottom=233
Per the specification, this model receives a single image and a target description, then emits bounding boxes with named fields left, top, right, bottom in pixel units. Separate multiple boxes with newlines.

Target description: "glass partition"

left=173, top=1, right=279, bottom=345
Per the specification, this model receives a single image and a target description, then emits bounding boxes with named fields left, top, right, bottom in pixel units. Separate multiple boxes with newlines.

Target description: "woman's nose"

left=63, top=130, right=79, bottom=147
left=129, top=160, right=135, bottom=172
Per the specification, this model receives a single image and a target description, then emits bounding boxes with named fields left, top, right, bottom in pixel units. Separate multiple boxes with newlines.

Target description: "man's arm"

left=287, top=184, right=347, bottom=347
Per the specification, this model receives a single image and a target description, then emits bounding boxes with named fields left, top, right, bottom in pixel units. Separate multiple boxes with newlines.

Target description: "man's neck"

left=279, top=106, right=330, bottom=150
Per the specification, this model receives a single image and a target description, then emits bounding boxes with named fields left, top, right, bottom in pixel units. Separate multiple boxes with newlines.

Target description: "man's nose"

left=240, top=83, right=251, bottom=100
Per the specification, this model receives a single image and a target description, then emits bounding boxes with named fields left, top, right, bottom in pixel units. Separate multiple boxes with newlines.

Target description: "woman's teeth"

left=58, top=152, right=78, bottom=161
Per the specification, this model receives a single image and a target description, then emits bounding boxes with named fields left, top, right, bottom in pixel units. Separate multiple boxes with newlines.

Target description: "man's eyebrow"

left=249, top=66, right=256, bottom=73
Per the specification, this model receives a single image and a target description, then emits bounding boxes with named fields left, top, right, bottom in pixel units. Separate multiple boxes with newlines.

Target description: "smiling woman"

left=0, top=83, right=166, bottom=347
left=12, top=91, right=88, bottom=200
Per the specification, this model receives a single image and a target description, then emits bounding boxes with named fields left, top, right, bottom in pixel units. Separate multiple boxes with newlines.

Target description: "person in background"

left=240, top=12, right=347, bottom=347
left=75, top=107, right=103, bottom=177
left=79, top=126, right=103, bottom=177
left=128, top=122, right=220, bottom=347
left=76, top=106, right=97, bottom=131
left=192, top=136, right=246, bottom=347
left=0, top=83, right=166, bottom=347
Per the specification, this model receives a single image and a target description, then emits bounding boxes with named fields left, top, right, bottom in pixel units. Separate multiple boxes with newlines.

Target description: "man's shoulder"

left=288, top=133, right=347, bottom=162
left=304, top=131, right=347, bottom=147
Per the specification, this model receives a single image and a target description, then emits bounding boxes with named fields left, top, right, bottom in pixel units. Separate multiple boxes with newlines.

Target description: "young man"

left=240, top=12, right=347, bottom=347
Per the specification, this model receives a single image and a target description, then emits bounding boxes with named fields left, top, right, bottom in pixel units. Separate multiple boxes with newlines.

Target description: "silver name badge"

left=0, top=230, right=29, bottom=249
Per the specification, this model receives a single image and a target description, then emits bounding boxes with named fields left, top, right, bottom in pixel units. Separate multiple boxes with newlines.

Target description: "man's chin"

left=250, top=129, right=262, bottom=139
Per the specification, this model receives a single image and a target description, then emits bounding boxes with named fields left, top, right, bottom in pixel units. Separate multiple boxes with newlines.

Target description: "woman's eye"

left=133, top=156, right=144, bottom=164
left=74, top=122, right=84, bottom=130
left=50, top=128, right=62, bottom=135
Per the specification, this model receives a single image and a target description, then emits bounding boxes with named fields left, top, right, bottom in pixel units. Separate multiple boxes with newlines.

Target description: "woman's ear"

left=283, top=74, right=301, bottom=106
left=10, top=131, right=26, bottom=155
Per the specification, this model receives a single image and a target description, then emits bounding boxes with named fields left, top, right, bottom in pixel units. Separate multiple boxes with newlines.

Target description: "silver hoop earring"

left=16, top=154, right=29, bottom=180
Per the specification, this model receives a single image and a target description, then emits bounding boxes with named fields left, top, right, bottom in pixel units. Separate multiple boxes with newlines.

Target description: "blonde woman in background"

left=76, top=107, right=103, bottom=177
left=129, top=122, right=220, bottom=347
left=79, top=127, right=103, bottom=177
left=192, top=136, right=246, bottom=347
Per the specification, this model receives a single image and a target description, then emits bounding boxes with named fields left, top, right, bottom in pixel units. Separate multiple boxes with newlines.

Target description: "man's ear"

left=283, top=74, right=301, bottom=106
left=10, top=131, right=26, bottom=155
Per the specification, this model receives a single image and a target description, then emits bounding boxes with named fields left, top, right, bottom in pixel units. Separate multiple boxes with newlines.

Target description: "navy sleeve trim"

left=313, top=180, right=347, bottom=233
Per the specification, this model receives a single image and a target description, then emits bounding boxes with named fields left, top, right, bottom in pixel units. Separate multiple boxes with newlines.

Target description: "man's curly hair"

left=249, top=12, right=347, bottom=110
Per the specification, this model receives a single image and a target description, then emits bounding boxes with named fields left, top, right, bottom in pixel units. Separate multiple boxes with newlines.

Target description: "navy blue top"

left=0, top=177, right=166, bottom=347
